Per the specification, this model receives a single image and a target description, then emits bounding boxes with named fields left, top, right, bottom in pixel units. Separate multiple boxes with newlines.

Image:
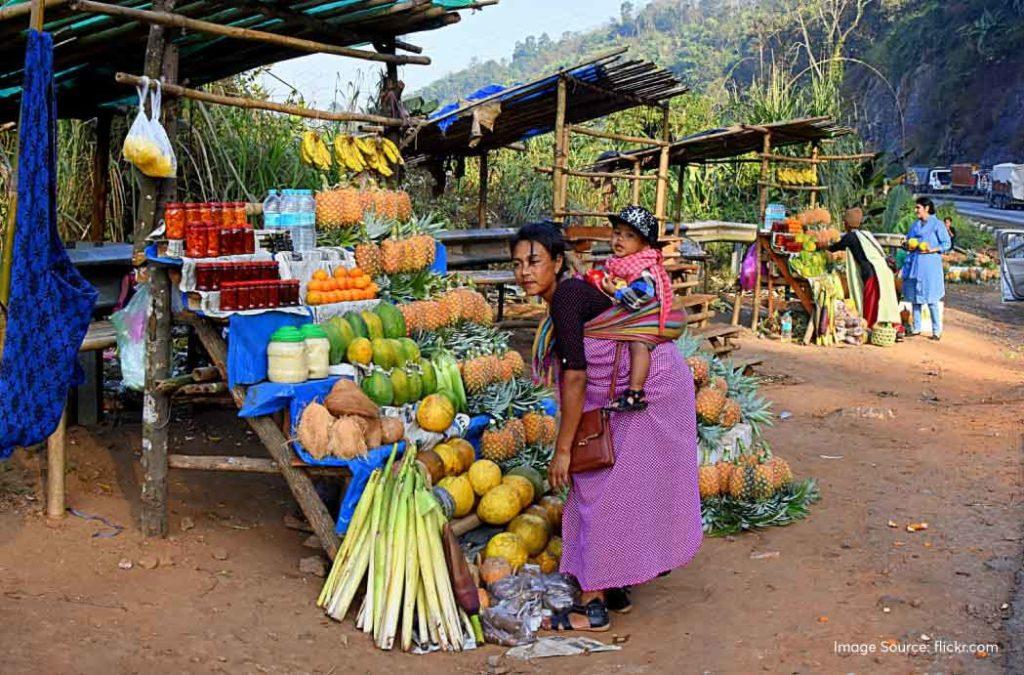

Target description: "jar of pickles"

left=185, top=223, right=207, bottom=258
left=301, top=324, right=330, bottom=379
left=205, top=225, right=220, bottom=258
left=164, top=202, right=185, bottom=240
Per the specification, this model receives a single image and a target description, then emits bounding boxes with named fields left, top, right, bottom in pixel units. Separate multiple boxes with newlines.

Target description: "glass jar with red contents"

left=185, top=202, right=201, bottom=228
left=250, top=281, right=266, bottom=309
left=229, top=202, right=244, bottom=228
left=211, top=202, right=226, bottom=229
left=217, top=228, right=233, bottom=256
left=185, top=223, right=207, bottom=258
left=220, top=282, right=238, bottom=311
left=198, top=202, right=213, bottom=226
left=165, top=202, right=185, bottom=240
left=289, top=279, right=302, bottom=306
left=235, top=283, right=251, bottom=311
left=265, top=281, right=280, bottom=308
left=242, top=229, right=255, bottom=254
left=205, top=225, right=220, bottom=258
left=195, top=262, right=213, bottom=290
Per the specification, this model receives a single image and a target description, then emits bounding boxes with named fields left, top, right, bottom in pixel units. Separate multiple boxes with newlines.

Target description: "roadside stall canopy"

left=588, top=116, right=852, bottom=172
left=401, top=49, right=688, bottom=159
left=0, top=0, right=490, bottom=122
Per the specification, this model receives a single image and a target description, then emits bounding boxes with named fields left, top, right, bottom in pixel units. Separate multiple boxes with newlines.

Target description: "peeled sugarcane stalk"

left=378, top=467, right=413, bottom=650
left=417, top=578, right=436, bottom=647
left=414, top=481, right=451, bottom=650
left=401, top=498, right=420, bottom=652
left=319, top=470, right=380, bottom=607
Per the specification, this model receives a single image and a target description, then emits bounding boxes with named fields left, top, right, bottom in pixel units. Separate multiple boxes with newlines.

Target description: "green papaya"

left=390, top=368, right=411, bottom=406
left=419, top=359, right=437, bottom=396
left=371, top=338, right=395, bottom=369
left=361, top=310, right=384, bottom=340
left=345, top=311, right=368, bottom=339
left=323, top=317, right=354, bottom=365
left=405, top=368, right=423, bottom=403
left=397, top=337, right=421, bottom=364
left=361, top=371, right=394, bottom=407
left=388, top=338, right=407, bottom=366
left=376, top=301, right=407, bottom=339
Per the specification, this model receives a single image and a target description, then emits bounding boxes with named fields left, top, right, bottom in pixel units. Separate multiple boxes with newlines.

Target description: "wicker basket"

left=870, top=322, right=897, bottom=347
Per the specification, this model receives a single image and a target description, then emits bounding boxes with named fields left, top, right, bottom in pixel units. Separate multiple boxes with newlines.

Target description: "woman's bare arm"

left=549, top=369, right=587, bottom=491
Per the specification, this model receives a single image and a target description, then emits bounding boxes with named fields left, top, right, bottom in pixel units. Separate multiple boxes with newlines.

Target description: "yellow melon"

left=437, top=474, right=474, bottom=517
left=484, top=532, right=528, bottom=569
left=416, top=394, right=455, bottom=432
left=467, top=459, right=502, bottom=496
left=477, top=484, right=521, bottom=525
left=433, top=443, right=463, bottom=476
left=506, top=513, right=550, bottom=556
left=447, top=437, right=477, bottom=470
left=502, top=475, right=535, bottom=509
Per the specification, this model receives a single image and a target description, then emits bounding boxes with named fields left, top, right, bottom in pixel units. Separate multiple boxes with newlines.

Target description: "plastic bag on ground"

left=110, top=284, right=150, bottom=391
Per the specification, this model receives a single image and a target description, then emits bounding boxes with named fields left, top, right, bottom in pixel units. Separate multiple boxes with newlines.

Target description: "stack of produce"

left=398, top=288, right=493, bottom=333
left=301, top=131, right=404, bottom=180
left=788, top=249, right=830, bottom=278
left=316, top=187, right=413, bottom=229
left=305, top=266, right=378, bottom=305
left=318, top=445, right=482, bottom=652
left=676, top=331, right=819, bottom=535
left=795, top=206, right=832, bottom=227
left=295, top=380, right=405, bottom=460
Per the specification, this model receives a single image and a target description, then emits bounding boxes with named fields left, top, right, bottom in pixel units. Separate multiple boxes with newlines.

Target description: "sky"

left=265, top=0, right=651, bottom=108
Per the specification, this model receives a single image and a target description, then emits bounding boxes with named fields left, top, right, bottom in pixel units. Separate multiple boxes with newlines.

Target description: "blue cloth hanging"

left=0, top=31, right=98, bottom=457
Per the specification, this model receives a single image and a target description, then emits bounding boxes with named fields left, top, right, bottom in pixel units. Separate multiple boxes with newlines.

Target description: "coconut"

left=324, top=379, right=379, bottom=418
left=297, top=402, right=333, bottom=459
left=380, top=416, right=405, bottom=444
left=363, top=416, right=384, bottom=449
left=327, top=416, right=368, bottom=459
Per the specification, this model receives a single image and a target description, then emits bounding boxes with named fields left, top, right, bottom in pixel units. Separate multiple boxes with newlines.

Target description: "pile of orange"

left=306, top=267, right=378, bottom=305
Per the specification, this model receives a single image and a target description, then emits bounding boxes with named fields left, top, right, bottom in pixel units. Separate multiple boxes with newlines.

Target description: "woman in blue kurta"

left=901, top=197, right=952, bottom=339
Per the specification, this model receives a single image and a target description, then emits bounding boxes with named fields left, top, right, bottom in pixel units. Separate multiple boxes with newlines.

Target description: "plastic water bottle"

left=262, top=189, right=281, bottom=229
left=781, top=311, right=793, bottom=342
left=294, top=189, right=316, bottom=252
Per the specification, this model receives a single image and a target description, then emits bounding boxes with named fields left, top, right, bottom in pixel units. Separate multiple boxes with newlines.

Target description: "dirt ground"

left=1, top=284, right=1022, bottom=675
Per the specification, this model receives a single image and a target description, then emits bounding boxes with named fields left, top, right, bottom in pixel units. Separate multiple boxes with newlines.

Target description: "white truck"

left=988, top=163, right=1024, bottom=210
left=906, top=166, right=951, bottom=193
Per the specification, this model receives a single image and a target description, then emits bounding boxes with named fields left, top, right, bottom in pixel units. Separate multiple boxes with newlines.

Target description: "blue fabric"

left=432, top=83, right=507, bottom=133
left=238, top=376, right=342, bottom=417
left=0, top=31, right=97, bottom=457
left=901, top=216, right=951, bottom=304
left=912, top=302, right=943, bottom=337
left=431, top=241, right=447, bottom=274
left=227, top=311, right=311, bottom=388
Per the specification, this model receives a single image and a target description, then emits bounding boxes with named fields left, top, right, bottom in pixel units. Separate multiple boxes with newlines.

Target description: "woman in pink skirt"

left=511, top=220, right=703, bottom=631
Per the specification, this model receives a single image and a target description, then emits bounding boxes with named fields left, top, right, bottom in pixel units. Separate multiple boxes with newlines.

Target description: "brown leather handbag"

left=569, top=344, right=622, bottom=474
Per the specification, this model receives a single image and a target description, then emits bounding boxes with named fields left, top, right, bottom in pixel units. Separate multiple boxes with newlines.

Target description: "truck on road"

left=906, top=166, right=951, bottom=193
left=988, top=163, right=1024, bottom=210
left=951, top=163, right=980, bottom=194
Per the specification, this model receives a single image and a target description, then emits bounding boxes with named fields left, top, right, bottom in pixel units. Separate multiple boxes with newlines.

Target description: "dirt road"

left=1, top=285, right=1021, bottom=674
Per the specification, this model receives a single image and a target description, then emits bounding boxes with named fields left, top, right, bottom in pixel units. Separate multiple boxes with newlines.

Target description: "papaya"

left=405, top=368, right=423, bottom=403
left=361, top=370, right=394, bottom=407
left=390, top=368, right=411, bottom=406
left=346, top=337, right=373, bottom=365
left=397, top=337, right=421, bottom=364
left=371, top=338, right=396, bottom=369
left=506, top=465, right=544, bottom=500
left=388, top=338, right=407, bottom=366
left=375, top=302, right=407, bottom=339
left=321, top=319, right=352, bottom=365
left=419, top=359, right=437, bottom=396
left=361, top=310, right=384, bottom=340
left=344, top=311, right=368, bottom=339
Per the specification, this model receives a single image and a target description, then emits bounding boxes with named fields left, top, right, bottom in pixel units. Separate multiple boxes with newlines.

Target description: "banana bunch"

left=777, top=166, right=818, bottom=186
left=332, top=134, right=404, bottom=178
left=299, top=131, right=332, bottom=171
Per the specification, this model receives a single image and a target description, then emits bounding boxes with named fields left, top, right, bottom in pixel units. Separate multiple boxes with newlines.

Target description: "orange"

left=348, top=267, right=363, bottom=278
left=354, top=275, right=369, bottom=289
left=327, top=278, right=339, bottom=292
left=307, top=291, right=323, bottom=305
left=313, top=269, right=328, bottom=281
left=368, top=282, right=379, bottom=296
left=333, top=266, right=347, bottom=279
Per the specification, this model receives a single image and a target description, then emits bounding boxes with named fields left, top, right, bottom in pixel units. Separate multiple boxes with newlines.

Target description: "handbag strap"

left=608, top=343, right=623, bottom=401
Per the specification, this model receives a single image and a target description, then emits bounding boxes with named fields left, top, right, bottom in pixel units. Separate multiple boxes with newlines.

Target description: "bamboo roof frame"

left=0, top=0, right=496, bottom=122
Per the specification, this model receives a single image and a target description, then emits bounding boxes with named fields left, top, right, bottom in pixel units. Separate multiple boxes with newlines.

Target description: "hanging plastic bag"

left=110, top=284, right=150, bottom=391
left=121, top=78, right=176, bottom=178
left=739, top=244, right=758, bottom=290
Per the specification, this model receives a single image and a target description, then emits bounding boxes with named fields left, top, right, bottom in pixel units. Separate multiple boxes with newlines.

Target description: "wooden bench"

left=674, top=293, right=716, bottom=327
left=693, top=323, right=742, bottom=357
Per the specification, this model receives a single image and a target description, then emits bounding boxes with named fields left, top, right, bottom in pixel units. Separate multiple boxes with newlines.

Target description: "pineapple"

left=753, top=463, right=774, bottom=500
left=462, top=357, right=491, bottom=393
left=481, top=425, right=517, bottom=462
left=373, top=190, right=399, bottom=221
left=714, top=461, right=733, bottom=493
left=439, top=291, right=463, bottom=326
left=768, top=456, right=793, bottom=489
left=728, top=463, right=754, bottom=500
left=541, top=415, right=557, bottom=445
left=506, top=419, right=527, bottom=451
left=399, top=303, right=421, bottom=335
left=698, top=464, right=720, bottom=499
left=480, top=354, right=502, bottom=382
left=719, top=398, right=742, bottom=429
left=695, top=387, right=727, bottom=425
left=421, top=300, right=448, bottom=331
left=316, top=187, right=361, bottom=228
left=395, top=190, right=413, bottom=222
left=687, top=356, right=710, bottom=388
left=522, top=411, right=546, bottom=445
left=354, top=241, right=382, bottom=277
left=708, top=376, right=728, bottom=394
left=500, top=350, right=525, bottom=380
left=380, top=237, right=404, bottom=275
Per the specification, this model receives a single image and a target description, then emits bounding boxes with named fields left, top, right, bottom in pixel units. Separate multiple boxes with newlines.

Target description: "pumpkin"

left=433, top=443, right=463, bottom=476
left=416, top=394, right=455, bottom=433
left=477, top=485, right=521, bottom=526
left=437, top=475, right=474, bottom=518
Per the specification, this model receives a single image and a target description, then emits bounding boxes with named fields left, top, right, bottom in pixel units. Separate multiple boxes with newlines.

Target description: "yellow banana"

left=380, top=137, right=404, bottom=165
left=313, top=135, right=332, bottom=171
left=354, top=135, right=375, bottom=157
left=299, top=131, right=316, bottom=166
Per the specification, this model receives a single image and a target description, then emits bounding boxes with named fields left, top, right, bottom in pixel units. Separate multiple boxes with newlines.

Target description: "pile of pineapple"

left=479, top=410, right=557, bottom=465
left=316, top=187, right=414, bottom=229
left=698, top=452, right=793, bottom=502
left=399, top=289, right=493, bottom=334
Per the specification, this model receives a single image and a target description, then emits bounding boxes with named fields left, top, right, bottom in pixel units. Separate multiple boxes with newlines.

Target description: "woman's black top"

left=829, top=231, right=875, bottom=282
left=550, top=277, right=613, bottom=371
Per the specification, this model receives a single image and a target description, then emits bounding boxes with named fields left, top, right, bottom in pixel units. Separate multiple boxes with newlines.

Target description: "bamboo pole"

left=631, top=158, right=641, bottom=203
left=674, top=164, right=686, bottom=222
left=810, top=144, right=820, bottom=208
left=0, top=0, right=67, bottom=22
left=46, top=409, right=67, bottom=520
left=477, top=152, right=489, bottom=227
left=554, top=210, right=619, bottom=218
left=756, top=181, right=828, bottom=192
left=70, top=0, right=431, bottom=65
left=566, top=124, right=669, bottom=147
left=552, top=77, right=567, bottom=224
left=114, top=73, right=407, bottom=127
left=534, top=166, right=658, bottom=180
left=653, top=104, right=671, bottom=237
left=752, top=133, right=771, bottom=332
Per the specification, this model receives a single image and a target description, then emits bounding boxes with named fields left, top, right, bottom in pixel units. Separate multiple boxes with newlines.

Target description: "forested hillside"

left=417, top=0, right=1024, bottom=165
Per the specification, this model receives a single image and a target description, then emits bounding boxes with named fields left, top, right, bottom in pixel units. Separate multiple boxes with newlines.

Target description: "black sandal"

left=547, top=599, right=610, bottom=632
left=605, top=389, right=648, bottom=413
left=605, top=587, right=632, bottom=614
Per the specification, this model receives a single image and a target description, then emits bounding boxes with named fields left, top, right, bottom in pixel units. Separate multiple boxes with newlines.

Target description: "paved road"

left=921, top=193, right=1024, bottom=230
